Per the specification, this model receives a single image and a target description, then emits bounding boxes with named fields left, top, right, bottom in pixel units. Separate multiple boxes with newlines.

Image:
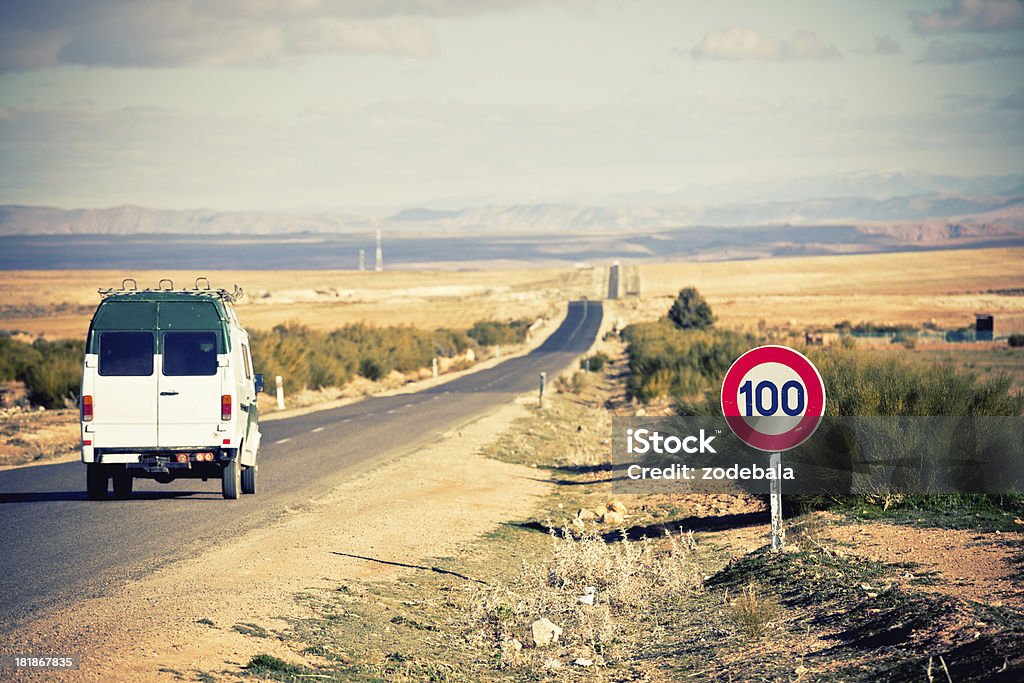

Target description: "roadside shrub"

left=1009, top=334, right=1024, bottom=348
left=622, top=320, right=754, bottom=401
left=22, top=339, right=84, bottom=408
left=580, top=352, right=608, bottom=372
left=467, top=320, right=530, bottom=347
left=667, top=287, right=716, bottom=330
left=0, top=336, right=43, bottom=382
left=0, top=337, right=83, bottom=408
left=248, top=318, right=531, bottom=394
left=809, top=347, right=1022, bottom=417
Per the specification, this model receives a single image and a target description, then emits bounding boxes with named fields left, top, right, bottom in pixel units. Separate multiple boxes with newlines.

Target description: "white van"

left=80, top=278, right=263, bottom=500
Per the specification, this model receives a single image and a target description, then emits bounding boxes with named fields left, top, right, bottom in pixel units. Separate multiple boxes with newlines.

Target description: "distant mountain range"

left=1, top=171, right=1022, bottom=237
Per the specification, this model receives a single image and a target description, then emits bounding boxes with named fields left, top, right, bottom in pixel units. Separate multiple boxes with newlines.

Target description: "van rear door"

left=157, top=301, right=227, bottom=448
left=90, top=305, right=158, bottom=448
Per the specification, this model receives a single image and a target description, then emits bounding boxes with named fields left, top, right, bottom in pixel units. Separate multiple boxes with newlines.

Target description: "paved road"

left=0, top=300, right=602, bottom=632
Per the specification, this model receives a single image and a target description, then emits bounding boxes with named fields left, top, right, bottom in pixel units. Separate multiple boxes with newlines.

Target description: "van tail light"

left=221, top=394, right=232, bottom=421
left=82, top=395, right=93, bottom=422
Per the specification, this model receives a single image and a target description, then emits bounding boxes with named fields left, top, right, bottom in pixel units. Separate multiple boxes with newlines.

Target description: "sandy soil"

left=820, top=519, right=1024, bottom=608
left=1, top=398, right=549, bottom=682
left=0, top=405, right=79, bottom=470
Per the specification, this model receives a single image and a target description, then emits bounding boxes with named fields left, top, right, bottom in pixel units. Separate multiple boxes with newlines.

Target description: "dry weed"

left=725, top=582, right=781, bottom=638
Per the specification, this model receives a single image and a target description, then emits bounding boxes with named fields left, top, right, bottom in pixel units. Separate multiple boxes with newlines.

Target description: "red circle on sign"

left=720, top=345, right=826, bottom=452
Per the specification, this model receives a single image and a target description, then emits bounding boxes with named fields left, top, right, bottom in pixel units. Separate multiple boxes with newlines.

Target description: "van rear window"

left=163, top=332, right=218, bottom=376
left=98, top=332, right=154, bottom=376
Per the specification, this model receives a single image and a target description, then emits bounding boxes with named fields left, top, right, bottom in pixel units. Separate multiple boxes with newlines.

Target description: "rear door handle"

left=160, top=391, right=179, bottom=396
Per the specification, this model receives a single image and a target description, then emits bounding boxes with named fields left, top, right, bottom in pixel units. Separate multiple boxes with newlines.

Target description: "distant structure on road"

left=623, top=265, right=641, bottom=296
left=975, top=313, right=994, bottom=341
left=607, top=262, right=620, bottom=299
left=358, top=249, right=365, bottom=271
left=375, top=230, right=383, bottom=272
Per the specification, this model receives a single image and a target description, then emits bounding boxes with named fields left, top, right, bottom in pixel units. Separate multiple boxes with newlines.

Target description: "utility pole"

left=358, top=249, right=365, bottom=271
left=375, top=229, right=383, bottom=272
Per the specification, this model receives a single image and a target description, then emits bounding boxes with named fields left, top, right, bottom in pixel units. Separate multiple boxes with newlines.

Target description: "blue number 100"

left=739, top=379, right=805, bottom=416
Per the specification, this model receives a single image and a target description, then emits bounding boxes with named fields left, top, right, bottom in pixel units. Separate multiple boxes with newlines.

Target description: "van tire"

left=112, top=467, right=133, bottom=499
left=87, top=464, right=109, bottom=500
left=221, top=458, right=240, bottom=499
left=241, top=465, right=257, bottom=494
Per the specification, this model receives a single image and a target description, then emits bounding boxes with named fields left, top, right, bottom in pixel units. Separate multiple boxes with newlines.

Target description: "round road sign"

left=720, top=345, right=826, bottom=452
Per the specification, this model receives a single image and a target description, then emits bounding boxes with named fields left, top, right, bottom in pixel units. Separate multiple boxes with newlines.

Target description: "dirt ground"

left=0, top=404, right=79, bottom=470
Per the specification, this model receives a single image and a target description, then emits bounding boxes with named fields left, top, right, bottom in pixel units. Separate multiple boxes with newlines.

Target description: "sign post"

left=721, top=346, right=826, bottom=553
left=769, top=451, right=783, bottom=552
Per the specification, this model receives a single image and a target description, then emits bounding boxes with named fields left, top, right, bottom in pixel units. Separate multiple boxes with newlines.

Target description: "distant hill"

left=0, top=205, right=369, bottom=236
left=1, top=171, right=1022, bottom=236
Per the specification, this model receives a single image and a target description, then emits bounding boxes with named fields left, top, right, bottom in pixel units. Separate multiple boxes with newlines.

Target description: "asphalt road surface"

left=0, top=300, right=602, bottom=632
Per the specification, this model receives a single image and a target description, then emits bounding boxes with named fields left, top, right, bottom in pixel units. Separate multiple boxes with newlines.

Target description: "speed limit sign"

left=720, top=345, right=826, bottom=553
left=720, top=345, right=826, bottom=452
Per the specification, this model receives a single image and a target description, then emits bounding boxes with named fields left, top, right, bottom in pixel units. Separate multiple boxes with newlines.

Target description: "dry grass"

left=629, top=247, right=1024, bottom=333
left=725, top=582, right=782, bottom=638
left=470, top=529, right=703, bottom=669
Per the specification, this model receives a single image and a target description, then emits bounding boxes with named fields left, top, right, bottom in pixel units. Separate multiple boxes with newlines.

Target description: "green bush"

left=809, top=347, right=1022, bottom=417
left=0, top=317, right=532, bottom=407
left=467, top=320, right=530, bottom=347
left=249, top=318, right=530, bottom=393
left=1009, top=334, right=1024, bottom=348
left=0, top=337, right=84, bottom=408
left=622, top=320, right=754, bottom=401
left=580, top=352, right=609, bottom=372
left=667, top=287, right=716, bottom=330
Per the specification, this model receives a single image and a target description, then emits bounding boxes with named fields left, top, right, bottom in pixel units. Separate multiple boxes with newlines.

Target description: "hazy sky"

left=1, top=0, right=1022, bottom=210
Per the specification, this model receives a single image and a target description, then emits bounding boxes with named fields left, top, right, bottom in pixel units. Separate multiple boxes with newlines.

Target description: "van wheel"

left=87, top=464, right=109, bottom=500
left=112, top=467, right=133, bottom=499
left=241, top=465, right=257, bottom=495
left=221, top=458, right=240, bottom=499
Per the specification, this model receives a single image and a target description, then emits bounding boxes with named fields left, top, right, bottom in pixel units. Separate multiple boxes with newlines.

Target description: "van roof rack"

left=98, top=277, right=244, bottom=303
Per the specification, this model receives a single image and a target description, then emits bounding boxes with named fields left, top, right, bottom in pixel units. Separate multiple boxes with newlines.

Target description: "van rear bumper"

left=91, top=448, right=231, bottom=465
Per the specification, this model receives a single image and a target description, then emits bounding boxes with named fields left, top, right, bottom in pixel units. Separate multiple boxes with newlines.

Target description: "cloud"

left=872, top=35, right=903, bottom=55
left=909, top=0, right=1024, bottom=34
left=915, top=39, right=1024, bottom=62
left=0, top=0, right=586, bottom=70
left=995, top=86, right=1024, bottom=108
left=938, top=92, right=994, bottom=111
left=690, top=27, right=841, bottom=62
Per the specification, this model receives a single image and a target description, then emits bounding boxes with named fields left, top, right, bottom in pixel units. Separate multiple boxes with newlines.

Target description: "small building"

left=975, top=314, right=994, bottom=342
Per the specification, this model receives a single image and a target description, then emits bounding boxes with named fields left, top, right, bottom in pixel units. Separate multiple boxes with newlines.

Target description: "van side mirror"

left=254, top=374, right=265, bottom=394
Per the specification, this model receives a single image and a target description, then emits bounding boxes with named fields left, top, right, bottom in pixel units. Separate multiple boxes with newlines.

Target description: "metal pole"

left=539, top=372, right=546, bottom=408
left=770, top=451, right=783, bottom=553
left=432, top=357, right=438, bottom=379
left=275, top=375, right=285, bottom=410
